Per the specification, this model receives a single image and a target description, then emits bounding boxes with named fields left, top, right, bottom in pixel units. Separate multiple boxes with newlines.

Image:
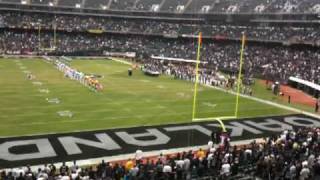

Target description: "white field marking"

left=32, top=81, right=43, bottom=86
left=57, top=110, right=73, bottom=117
left=38, top=88, right=50, bottom=94
left=0, top=95, right=256, bottom=112
left=0, top=102, right=181, bottom=118
left=0, top=95, right=273, bottom=111
left=0, top=93, right=44, bottom=98
left=112, top=101, right=123, bottom=105
left=107, top=76, right=159, bottom=84
left=191, top=87, right=204, bottom=92
left=0, top=103, right=277, bottom=138
left=126, top=91, right=138, bottom=96
left=176, top=92, right=190, bottom=99
left=0, top=106, right=280, bottom=127
left=0, top=104, right=180, bottom=117
left=204, top=84, right=320, bottom=119
left=176, top=92, right=185, bottom=97
left=7, top=138, right=264, bottom=171
left=19, top=66, right=27, bottom=70
left=156, top=105, right=166, bottom=109
left=0, top=119, right=168, bottom=138
left=144, top=99, right=152, bottom=103
left=140, top=79, right=151, bottom=83
left=124, top=108, right=132, bottom=112
left=0, top=110, right=59, bottom=117
left=46, top=98, right=60, bottom=104
left=202, top=102, right=217, bottom=108
left=136, top=115, right=144, bottom=119
left=157, top=85, right=166, bottom=89
left=22, top=70, right=31, bottom=74
left=106, top=87, right=190, bottom=94
left=111, top=58, right=133, bottom=65
left=193, top=116, right=237, bottom=122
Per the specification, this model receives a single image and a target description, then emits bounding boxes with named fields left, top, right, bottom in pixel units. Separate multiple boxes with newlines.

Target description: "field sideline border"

left=110, top=58, right=133, bottom=65
left=204, top=84, right=320, bottom=120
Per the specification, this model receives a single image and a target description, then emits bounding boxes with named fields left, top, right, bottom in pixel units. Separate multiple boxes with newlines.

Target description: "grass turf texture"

left=0, top=58, right=293, bottom=137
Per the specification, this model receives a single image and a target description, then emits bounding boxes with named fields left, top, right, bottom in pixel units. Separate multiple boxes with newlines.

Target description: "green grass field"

left=0, top=58, right=293, bottom=137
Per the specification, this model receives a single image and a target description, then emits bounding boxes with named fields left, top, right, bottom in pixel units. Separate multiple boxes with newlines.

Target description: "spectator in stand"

left=0, top=11, right=319, bottom=42
left=1, top=125, right=318, bottom=180
left=1, top=29, right=319, bottom=85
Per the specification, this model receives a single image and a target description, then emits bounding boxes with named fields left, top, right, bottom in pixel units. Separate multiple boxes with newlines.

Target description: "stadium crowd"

left=0, top=30, right=319, bottom=84
left=143, top=60, right=223, bottom=87
left=0, top=12, right=320, bottom=42
left=1, top=0, right=320, bottom=13
left=1, top=127, right=319, bottom=180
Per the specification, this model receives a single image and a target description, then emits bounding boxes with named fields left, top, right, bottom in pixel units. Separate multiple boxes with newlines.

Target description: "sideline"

left=111, top=58, right=132, bottom=65
left=110, top=58, right=320, bottom=119
left=205, top=84, right=320, bottom=119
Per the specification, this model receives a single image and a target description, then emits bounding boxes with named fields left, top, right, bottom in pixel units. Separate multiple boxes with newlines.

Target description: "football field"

left=0, top=58, right=292, bottom=137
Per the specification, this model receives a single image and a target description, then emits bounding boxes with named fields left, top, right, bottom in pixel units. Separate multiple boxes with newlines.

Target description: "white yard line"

left=111, top=58, right=132, bottom=65
left=202, top=102, right=217, bottom=108
left=110, top=58, right=319, bottom=119
left=0, top=106, right=280, bottom=128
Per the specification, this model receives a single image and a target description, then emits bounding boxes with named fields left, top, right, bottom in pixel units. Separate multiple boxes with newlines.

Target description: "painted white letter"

left=59, top=133, right=121, bottom=155
left=116, top=128, right=170, bottom=146
left=0, top=139, right=56, bottom=161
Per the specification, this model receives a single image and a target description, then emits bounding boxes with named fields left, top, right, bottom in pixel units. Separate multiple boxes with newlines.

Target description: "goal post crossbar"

left=192, top=116, right=237, bottom=132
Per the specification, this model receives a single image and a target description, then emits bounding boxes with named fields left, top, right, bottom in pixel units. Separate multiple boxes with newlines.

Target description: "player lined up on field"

left=55, top=60, right=103, bottom=92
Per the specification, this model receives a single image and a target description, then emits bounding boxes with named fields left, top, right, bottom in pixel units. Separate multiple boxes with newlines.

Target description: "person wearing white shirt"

left=37, top=171, right=48, bottom=180
left=43, top=164, right=50, bottom=174
left=289, top=164, right=296, bottom=179
left=129, top=165, right=139, bottom=177
left=135, top=149, right=143, bottom=161
left=183, top=158, right=190, bottom=171
left=207, top=153, right=214, bottom=162
left=224, top=153, right=232, bottom=163
left=207, top=141, right=213, bottom=150
left=163, top=164, right=172, bottom=173
left=61, top=174, right=71, bottom=180
left=221, top=162, right=231, bottom=176
left=308, top=154, right=315, bottom=168
left=71, top=171, right=78, bottom=180
left=176, top=159, right=184, bottom=169
left=300, top=167, right=310, bottom=180
left=13, top=168, right=25, bottom=179
left=70, top=161, right=77, bottom=173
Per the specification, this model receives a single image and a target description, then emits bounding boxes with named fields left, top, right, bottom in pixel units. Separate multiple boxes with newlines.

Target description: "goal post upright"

left=191, top=32, right=202, bottom=120
left=191, top=32, right=229, bottom=132
left=234, top=32, right=246, bottom=118
left=191, top=33, right=247, bottom=133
